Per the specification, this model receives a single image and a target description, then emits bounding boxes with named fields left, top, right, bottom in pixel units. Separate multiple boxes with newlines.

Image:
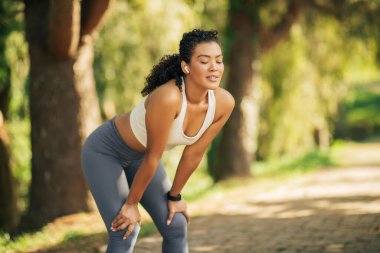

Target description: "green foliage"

left=61, top=231, right=84, bottom=243
left=94, top=0, right=200, bottom=117
left=1, top=0, right=30, bottom=215
left=259, top=0, right=287, bottom=28
left=0, top=0, right=30, bottom=231
left=257, top=13, right=380, bottom=159
left=0, top=0, right=26, bottom=102
left=8, top=119, right=31, bottom=213
left=346, top=88, right=380, bottom=125
left=94, top=0, right=227, bottom=118
left=259, top=22, right=325, bottom=159
left=336, top=83, right=380, bottom=140
left=6, top=31, right=29, bottom=119
left=199, top=0, right=228, bottom=30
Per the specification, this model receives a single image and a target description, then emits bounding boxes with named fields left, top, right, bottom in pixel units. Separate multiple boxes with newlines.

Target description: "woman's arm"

left=126, top=86, right=180, bottom=204
left=169, top=89, right=235, bottom=196
left=111, top=84, right=180, bottom=238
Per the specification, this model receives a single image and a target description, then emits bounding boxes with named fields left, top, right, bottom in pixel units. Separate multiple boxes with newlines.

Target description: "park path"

left=132, top=143, right=380, bottom=253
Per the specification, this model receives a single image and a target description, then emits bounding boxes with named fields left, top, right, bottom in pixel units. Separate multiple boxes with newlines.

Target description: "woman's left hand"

left=167, top=199, right=190, bottom=225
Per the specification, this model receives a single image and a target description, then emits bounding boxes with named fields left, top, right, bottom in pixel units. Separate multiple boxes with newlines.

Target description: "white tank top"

left=129, top=78, right=216, bottom=150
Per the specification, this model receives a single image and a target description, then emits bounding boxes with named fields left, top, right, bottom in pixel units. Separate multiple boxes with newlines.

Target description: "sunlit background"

left=1, top=0, right=380, bottom=252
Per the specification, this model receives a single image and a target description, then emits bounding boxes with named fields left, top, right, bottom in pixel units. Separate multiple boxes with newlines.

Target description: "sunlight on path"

left=332, top=142, right=380, bottom=166
left=131, top=143, right=380, bottom=253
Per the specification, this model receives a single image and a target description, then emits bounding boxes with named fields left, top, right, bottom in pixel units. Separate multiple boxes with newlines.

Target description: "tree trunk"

left=21, top=0, right=101, bottom=230
left=209, top=0, right=301, bottom=181
left=209, top=4, right=260, bottom=181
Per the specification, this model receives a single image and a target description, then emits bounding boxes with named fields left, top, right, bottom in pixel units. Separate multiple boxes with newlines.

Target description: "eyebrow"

left=197, top=54, right=223, bottom=58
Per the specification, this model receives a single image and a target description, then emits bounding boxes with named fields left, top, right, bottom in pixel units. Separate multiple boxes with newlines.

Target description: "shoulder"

left=145, top=79, right=182, bottom=109
left=214, top=87, right=235, bottom=108
left=213, top=87, right=235, bottom=121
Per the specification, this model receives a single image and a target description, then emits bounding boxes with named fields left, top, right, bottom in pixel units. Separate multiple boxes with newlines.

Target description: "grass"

left=0, top=213, right=101, bottom=253
left=252, top=148, right=336, bottom=180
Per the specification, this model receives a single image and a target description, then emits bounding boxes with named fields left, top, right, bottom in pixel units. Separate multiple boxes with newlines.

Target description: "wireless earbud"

left=185, top=66, right=189, bottom=73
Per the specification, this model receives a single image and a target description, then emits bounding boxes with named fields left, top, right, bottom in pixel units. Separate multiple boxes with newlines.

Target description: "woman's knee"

left=107, top=226, right=140, bottom=251
left=162, top=213, right=187, bottom=240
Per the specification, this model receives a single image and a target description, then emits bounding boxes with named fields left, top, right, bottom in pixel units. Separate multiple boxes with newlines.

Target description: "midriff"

left=114, top=112, right=147, bottom=153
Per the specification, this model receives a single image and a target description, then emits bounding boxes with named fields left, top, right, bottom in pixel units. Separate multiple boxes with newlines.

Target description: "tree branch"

left=80, top=0, right=111, bottom=42
left=306, top=0, right=347, bottom=19
left=260, top=0, right=303, bottom=53
left=49, top=0, right=81, bottom=60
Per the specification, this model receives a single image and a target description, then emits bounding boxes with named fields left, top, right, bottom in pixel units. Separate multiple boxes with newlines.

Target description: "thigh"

left=81, top=145, right=130, bottom=232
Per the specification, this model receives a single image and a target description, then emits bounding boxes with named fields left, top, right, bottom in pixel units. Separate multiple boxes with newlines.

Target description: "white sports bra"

left=129, top=77, right=216, bottom=150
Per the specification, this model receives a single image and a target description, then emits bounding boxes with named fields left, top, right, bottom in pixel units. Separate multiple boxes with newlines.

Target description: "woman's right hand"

left=111, top=203, right=141, bottom=240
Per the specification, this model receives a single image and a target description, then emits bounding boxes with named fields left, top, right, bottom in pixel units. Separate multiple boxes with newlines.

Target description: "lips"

left=206, top=75, right=219, bottom=82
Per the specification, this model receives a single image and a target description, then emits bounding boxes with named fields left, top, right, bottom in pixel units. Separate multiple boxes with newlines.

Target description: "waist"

left=82, top=116, right=145, bottom=166
left=114, top=113, right=147, bottom=153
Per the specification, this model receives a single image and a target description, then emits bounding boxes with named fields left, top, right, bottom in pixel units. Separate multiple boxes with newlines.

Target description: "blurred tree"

left=20, top=0, right=110, bottom=230
left=209, top=0, right=301, bottom=181
left=0, top=0, right=21, bottom=232
left=258, top=18, right=345, bottom=159
left=209, top=0, right=380, bottom=181
left=311, top=0, right=380, bottom=140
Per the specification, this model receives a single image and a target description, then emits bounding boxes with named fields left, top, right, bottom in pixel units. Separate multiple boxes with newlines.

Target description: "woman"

left=81, top=29, right=235, bottom=253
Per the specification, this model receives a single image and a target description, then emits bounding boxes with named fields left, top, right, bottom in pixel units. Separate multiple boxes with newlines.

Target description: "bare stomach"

left=114, top=112, right=146, bottom=153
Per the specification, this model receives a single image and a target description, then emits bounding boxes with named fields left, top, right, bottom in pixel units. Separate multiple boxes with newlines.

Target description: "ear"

left=181, top=61, right=189, bottom=74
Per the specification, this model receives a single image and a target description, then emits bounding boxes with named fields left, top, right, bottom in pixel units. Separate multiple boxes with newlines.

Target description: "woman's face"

left=185, top=41, right=224, bottom=90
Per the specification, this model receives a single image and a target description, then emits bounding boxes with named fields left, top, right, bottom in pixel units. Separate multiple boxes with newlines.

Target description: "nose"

left=209, top=61, right=218, bottom=71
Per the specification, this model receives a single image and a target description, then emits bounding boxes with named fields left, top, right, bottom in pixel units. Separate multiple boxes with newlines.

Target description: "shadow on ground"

left=135, top=195, right=380, bottom=253
left=30, top=143, right=380, bottom=253
left=30, top=222, right=157, bottom=253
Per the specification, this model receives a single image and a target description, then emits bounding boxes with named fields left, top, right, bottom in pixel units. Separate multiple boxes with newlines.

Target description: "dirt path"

left=132, top=143, right=380, bottom=253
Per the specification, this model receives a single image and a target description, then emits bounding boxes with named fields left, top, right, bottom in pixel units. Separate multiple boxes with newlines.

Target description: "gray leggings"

left=81, top=116, right=188, bottom=253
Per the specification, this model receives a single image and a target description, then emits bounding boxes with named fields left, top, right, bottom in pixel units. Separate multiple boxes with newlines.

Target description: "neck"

left=183, top=76, right=208, bottom=105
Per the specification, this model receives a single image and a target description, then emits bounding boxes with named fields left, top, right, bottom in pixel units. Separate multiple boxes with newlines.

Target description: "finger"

left=116, top=219, right=131, bottom=231
left=183, top=210, right=190, bottom=224
left=116, top=223, right=127, bottom=231
left=167, top=211, right=175, bottom=226
left=111, top=217, right=122, bottom=231
left=111, top=216, right=119, bottom=227
left=112, top=217, right=126, bottom=230
left=111, top=215, right=123, bottom=228
left=123, top=224, right=135, bottom=240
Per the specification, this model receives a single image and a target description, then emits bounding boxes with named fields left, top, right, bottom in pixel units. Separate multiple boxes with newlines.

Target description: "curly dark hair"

left=141, top=29, right=220, bottom=96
